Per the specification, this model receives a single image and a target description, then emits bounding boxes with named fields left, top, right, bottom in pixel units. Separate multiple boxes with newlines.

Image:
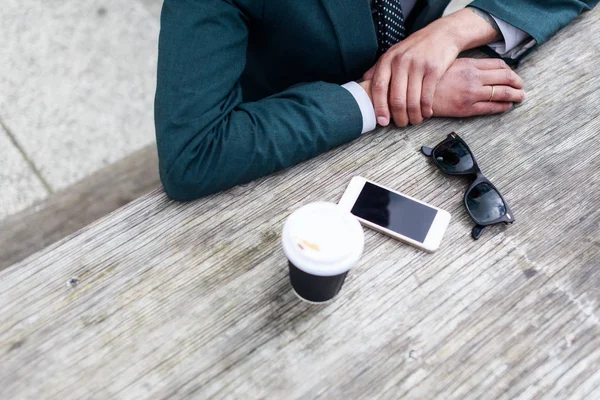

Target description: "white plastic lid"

left=282, top=202, right=364, bottom=276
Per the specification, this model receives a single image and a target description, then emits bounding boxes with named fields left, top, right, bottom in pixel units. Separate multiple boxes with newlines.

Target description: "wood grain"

left=1, top=8, right=599, bottom=400
left=0, top=145, right=159, bottom=271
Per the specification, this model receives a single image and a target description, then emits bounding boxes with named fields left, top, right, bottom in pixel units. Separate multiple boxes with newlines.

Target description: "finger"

left=471, top=101, right=513, bottom=116
left=389, top=60, right=410, bottom=127
left=473, top=58, right=511, bottom=70
left=480, top=69, right=524, bottom=89
left=372, top=60, right=393, bottom=126
left=479, top=85, right=526, bottom=103
left=420, top=69, right=440, bottom=119
left=363, top=66, right=375, bottom=81
left=407, top=65, right=425, bottom=125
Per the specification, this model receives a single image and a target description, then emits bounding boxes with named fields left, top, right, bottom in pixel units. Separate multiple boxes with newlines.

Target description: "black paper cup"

left=282, top=202, right=364, bottom=304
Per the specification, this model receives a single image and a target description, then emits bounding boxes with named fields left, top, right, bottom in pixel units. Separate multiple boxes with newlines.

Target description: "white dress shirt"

left=343, top=0, right=533, bottom=134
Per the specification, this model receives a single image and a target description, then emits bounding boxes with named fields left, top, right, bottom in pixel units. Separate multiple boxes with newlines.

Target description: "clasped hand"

left=359, top=8, right=526, bottom=126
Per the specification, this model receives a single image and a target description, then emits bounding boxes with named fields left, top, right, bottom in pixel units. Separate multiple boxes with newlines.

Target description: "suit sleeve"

left=469, top=0, right=598, bottom=55
left=154, top=0, right=363, bottom=201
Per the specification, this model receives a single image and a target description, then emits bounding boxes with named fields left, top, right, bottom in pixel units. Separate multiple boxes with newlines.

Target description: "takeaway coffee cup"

left=282, top=202, right=364, bottom=303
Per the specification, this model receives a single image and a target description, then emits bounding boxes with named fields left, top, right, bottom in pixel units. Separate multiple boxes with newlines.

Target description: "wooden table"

left=2, top=8, right=599, bottom=400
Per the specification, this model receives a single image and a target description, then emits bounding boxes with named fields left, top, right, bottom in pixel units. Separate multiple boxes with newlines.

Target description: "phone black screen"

left=350, top=182, right=438, bottom=243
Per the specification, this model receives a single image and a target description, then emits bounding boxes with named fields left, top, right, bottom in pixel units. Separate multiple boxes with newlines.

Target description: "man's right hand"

left=360, top=58, right=525, bottom=122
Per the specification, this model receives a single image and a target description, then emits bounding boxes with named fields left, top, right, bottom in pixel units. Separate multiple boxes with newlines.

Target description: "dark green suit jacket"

left=155, top=0, right=597, bottom=200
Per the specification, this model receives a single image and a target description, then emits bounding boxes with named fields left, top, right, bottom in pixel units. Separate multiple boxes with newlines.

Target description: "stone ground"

left=0, top=0, right=163, bottom=220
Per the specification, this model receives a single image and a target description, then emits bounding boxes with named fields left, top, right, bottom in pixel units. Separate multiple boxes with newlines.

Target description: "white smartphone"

left=338, top=176, right=451, bottom=253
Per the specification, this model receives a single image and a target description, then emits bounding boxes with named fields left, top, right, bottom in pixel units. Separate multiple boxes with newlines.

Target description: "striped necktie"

left=373, top=0, right=406, bottom=55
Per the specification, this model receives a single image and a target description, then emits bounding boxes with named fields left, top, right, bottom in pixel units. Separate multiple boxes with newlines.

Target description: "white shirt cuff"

left=488, top=16, right=532, bottom=57
left=341, top=81, right=377, bottom=134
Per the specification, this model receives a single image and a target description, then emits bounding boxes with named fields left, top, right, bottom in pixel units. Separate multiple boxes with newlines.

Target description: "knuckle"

left=465, top=82, right=477, bottom=95
left=413, top=56, right=426, bottom=67
left=461, top=96, right=472, bottom=109
left=412, top=61, right=425, bottom=72
left=407, top=102, right=420, bottom=112
left=373, top=80, right=387, bottom=90
left=503, top=87, right=511, bottom=100
left=460, top=67, right=479, bottom=82
left=390, top=97, right=405, bottom=109
left=505, top=70, right=516, bottom=83
left=375, top=105, right=388, bottom=114
left=421, top=94, right=433, bottom=108
left=423, top=62, right=437, bottom=75
left=517, top=75, right=524, bottom=87
left=401, top=52, right=414, bottom=63
left=380, top=52, right=393, bottom=64
left=459, top=58, right=472, bottom=67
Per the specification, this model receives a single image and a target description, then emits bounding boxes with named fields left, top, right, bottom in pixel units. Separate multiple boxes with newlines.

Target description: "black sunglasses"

left=421, top=132, right=515, bottom=239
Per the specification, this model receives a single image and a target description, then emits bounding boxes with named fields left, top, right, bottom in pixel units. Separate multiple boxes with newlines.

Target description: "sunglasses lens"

left=433, top=140, right=474, bottom=173
left=466, top=182, right=506, bottom=223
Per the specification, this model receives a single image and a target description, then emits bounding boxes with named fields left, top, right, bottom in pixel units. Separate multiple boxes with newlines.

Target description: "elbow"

left=160, top=170, right=195, bottom=202
left=156, top=121, right=219, bottom=201
left=160, top=163, right=215, bottom=202
left=156, top=118, right=238, bottom=201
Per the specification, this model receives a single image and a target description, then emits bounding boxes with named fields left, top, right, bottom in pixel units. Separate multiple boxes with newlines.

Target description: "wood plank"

left=0, top=145, right=159, bottom=271
left=0, top=7, right=599, bottom=400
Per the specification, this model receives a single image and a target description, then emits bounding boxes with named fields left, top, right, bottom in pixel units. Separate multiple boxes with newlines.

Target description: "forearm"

left=439, top=8, right=501, bottom=52
left=442, top=3, right=532, bottom=59
left=157, top=82, right=363, bottom=200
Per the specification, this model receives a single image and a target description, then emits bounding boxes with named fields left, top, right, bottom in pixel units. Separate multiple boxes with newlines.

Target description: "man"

left=155, top=0, right=597, bottom=201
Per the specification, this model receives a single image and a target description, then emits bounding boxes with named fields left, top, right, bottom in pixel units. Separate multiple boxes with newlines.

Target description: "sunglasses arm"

left=471, top=225, right=486, bottom=240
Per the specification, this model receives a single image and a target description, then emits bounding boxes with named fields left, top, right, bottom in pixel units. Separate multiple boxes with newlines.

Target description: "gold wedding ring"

left=488, top=86, right=496, bottom=102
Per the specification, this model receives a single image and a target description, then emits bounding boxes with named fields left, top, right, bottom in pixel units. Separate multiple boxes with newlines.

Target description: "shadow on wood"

left=0, top=145, right=160, bottom=271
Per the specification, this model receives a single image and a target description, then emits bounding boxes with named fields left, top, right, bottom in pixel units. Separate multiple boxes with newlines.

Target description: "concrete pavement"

left=0, top=0, right=162, bottom=220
